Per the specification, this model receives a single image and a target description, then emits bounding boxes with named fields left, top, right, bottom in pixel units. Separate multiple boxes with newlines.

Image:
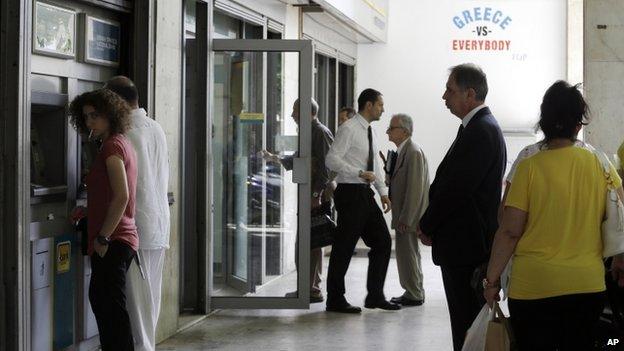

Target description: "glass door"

left=211, top=39, right=313, bottom=309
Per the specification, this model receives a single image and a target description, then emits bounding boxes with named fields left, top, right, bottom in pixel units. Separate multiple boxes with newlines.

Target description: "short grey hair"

left=393, top=113, right=413, bottom=135
left=449, top=63, right=488, bottom=101
left=294, top=98, right=319, bottom=116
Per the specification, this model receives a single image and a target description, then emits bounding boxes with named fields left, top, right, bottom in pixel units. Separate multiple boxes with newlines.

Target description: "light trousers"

left=395, top=230, right=424, bottom=300
left=125, top=248, right=166, bottom=351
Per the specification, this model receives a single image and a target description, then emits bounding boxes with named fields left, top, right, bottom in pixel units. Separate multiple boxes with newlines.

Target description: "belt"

left=337, top=183, right=371, bottom=189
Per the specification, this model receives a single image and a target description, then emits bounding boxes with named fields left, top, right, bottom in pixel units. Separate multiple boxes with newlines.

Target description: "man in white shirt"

left=325, top=88, right=400, bottom=313
left=105, top=76, right=170, bottom=351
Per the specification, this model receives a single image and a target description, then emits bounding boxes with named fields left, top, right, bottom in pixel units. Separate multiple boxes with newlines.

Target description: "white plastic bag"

left=462, top=304, right=492, bottom=351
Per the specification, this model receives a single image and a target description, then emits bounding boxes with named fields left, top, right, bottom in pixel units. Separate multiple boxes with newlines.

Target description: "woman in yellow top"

left=484, top=81, right=624, bottom=350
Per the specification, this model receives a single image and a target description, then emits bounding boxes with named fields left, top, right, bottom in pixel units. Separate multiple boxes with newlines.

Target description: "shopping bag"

left=485, top=302, right=514, bottom=351
left=462, top=304, right=491, bottom=351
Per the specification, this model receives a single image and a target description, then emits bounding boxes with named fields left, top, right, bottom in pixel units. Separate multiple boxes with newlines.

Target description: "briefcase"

left=310, top=201, right=336, bottom=249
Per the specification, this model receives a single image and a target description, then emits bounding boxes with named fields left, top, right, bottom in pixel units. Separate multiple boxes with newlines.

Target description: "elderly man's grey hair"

left=294, top=98, right=319, bottom=116
left=393, top=113, right=413, bottom=135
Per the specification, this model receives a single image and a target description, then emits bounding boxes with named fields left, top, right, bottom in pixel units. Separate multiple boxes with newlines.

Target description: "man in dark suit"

left=417, top=64, right=506, bottom=350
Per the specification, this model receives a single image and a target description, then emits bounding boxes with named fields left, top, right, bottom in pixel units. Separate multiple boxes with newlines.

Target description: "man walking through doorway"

left=325, top=88, right=400, bottom=313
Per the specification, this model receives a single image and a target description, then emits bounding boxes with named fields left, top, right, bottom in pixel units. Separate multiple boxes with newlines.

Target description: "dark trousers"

left=327, top=184, right=392, bottom=306
left=441, top=264, right=485, bottom=351
left=89, top=241, right=136, bottom=351
left=509, top=292, right=604, bottom=351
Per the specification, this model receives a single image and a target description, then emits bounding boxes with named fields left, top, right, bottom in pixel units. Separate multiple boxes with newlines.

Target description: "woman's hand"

left=483, top=286, right=501, bottom=308
left=94, top=240, right=108, bottom=258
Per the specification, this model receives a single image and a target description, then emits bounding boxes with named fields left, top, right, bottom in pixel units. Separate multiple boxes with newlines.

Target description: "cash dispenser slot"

left=30, top=91, right=69, bottom=203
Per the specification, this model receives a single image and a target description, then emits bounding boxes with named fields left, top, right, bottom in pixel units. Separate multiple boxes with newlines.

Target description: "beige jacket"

left=388, top=139, right=430, bottom=232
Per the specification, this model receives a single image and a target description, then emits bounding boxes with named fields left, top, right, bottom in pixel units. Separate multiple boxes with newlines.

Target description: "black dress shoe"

left=326, top=303, right=362, bottom=314
left=390, top=296, right=424, bottom=306
left=364, top=299, right=402, bottom=310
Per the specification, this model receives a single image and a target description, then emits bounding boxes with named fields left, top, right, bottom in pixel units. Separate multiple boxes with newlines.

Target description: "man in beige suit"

left=385, top=113, right=429, bottom=306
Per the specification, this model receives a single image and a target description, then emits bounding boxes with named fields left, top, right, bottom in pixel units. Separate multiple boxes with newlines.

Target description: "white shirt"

left=126, top=108, right=171, bottom=250
left=461, top=104, right=487, bottom=128
left=396, top=138, right=409, bottom=156
left=326, top=113, right=388, bottom=196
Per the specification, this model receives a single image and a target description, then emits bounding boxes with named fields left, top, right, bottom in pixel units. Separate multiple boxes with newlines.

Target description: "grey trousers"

left=310, top=247, right=323, bottom=296
left=395, top=230, right=425, bottom=300
left=296, top=246, right=323, bottom=296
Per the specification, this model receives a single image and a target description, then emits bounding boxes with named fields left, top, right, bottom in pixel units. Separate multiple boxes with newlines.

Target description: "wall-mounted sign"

left=451, top=6, right=512, bottom=52
left=84, top=15, right=120, bottom=67
left=442, top=1, right=566, bottom=131
left=56, top=241, right=71, bottom=274
left=33, top=1, right=76, bottom=58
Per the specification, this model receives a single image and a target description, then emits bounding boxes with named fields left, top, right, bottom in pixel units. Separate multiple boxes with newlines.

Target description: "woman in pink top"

left=69, top=88, right=138, bottom=351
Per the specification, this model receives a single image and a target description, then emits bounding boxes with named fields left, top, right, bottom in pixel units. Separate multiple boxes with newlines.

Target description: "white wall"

left=356, top=0, right=566, bottom=177
left=154, top=0, right=182, bottom=342
left=319, top=0, right=389, bottom=42
left=584, top=0, right=624, bottom=158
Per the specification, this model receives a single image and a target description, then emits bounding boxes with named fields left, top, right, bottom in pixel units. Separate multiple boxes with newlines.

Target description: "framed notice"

left=83, top=15, right=120, bottom=67
left=33, top=1, right=76, bottom=58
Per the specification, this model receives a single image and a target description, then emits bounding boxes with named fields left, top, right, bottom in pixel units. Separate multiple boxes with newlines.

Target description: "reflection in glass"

left=212, top=17, right=300, bottom=297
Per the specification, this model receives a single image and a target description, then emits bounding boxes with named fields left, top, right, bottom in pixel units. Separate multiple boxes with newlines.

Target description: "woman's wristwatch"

left=482, top=278, right=500, bottom=289
left=96, top=235, right=111, bottom=245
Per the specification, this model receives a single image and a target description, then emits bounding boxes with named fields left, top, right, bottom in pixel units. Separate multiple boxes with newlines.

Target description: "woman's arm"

left=99, top=155, right=130, bottom=237
left=497, top=181, right=511, bottom=224
left=484, top=206, right=528, bottom=306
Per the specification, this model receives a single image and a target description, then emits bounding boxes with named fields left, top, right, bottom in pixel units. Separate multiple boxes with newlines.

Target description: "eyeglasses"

left=386, top=126, right=404, bottom=132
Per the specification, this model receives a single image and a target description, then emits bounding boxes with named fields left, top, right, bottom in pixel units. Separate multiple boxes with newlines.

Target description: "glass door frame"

left=211, top=39, right=313, bottom=309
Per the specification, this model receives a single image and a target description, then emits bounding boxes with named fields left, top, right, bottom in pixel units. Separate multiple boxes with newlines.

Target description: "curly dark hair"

left=68, top=88, right=131, bottom=135
left=538, top=80, right=589, bottom=142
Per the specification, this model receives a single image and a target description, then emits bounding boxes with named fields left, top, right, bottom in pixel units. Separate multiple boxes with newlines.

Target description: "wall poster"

left=33, top=1, right=76, bottom=58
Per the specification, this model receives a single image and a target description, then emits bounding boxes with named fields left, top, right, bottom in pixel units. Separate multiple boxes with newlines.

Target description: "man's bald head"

left=105, top=75, right=139, bottom=108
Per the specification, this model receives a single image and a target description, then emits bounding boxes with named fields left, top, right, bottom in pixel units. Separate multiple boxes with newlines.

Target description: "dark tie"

left=367, top=126, right=374, bottom=171
left=389, top=151, right=398, bottom=175
left=449, top=125, right=464, bottom=153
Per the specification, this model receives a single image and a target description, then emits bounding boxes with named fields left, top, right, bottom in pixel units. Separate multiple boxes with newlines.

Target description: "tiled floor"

left=158, top=246, right=454, bottom=350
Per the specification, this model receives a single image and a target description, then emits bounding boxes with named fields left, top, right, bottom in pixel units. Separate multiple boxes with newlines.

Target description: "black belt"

left=337, top=183, right=371, bottom=189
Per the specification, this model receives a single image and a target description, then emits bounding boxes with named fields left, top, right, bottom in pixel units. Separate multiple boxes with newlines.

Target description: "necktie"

left=389, top=151, right=398, bottom=175
left=449, top=125, right=464, bottom=153
left=367, top=126, right=374, bottom=172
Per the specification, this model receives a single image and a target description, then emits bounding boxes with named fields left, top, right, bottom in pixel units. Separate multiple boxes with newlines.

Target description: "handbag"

left=485, top=302, right=515, bottom=351
left=590, top=149, right=624, bottom=257
left=310, top=201, right=336, bottom=249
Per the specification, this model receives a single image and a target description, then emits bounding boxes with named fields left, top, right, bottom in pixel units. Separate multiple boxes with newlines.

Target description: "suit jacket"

left=389, top=139, right=430, bottom=233
left=419, top=107, right=506, bottom=267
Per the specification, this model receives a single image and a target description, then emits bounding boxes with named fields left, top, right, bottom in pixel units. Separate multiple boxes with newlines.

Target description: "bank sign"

left=451, top=7, right=512, bottom=51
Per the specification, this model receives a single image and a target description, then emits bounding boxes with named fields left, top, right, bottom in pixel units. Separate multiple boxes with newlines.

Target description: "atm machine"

left=30, top=89, right=95, bottom=351
left=28, top=1, right=132, bottom=350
